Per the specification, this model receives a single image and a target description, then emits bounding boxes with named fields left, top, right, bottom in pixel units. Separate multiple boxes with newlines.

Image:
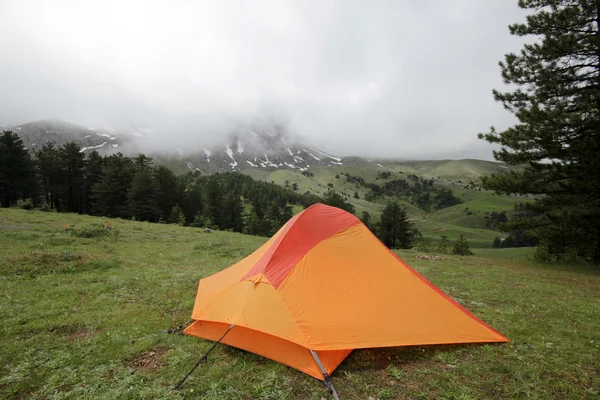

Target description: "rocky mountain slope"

left=177, top=126, right=344, bottom=173
left=4, top=119, right=511, bottom=180
left=5, top=119, right=141, bottom=154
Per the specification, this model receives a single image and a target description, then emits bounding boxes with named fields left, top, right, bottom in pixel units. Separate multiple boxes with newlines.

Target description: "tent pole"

left=172, top=323, right=235, bottom=391
left=310, top=349, right=340, bottom=400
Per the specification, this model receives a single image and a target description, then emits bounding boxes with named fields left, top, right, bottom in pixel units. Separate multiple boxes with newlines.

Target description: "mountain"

left=170, top=125, right=345, bottom=173
left=5, top=119, right=141, bottom=154
left=3, top=118, right=512, bottom=181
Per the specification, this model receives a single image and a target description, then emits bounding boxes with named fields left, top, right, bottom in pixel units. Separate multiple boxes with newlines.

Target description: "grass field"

left=1, top=209, right=599, bottom=399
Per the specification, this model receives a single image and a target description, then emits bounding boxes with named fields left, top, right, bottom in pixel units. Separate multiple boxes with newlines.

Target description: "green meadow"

left=1, top=209, right=599, bottom=399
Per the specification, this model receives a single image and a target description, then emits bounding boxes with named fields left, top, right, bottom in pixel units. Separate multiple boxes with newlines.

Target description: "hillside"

left=242, top=161, right=524, bottom=247
left=1, top=209, right=599, bottom=399
left=3, top=118, right=525, bottom=247
left=7, top=119, right=139, bottom=154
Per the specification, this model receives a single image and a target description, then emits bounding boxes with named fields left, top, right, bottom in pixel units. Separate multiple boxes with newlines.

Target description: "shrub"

left=38, top=203, right=56, bottom=212
left=16, top=198, right=34, bottom=210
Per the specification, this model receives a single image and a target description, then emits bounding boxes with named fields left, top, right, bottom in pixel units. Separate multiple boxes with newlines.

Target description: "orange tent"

left=183, top=203, right=508, bottom=382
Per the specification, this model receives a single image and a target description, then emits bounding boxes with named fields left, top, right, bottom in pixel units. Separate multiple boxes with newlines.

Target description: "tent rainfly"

left=181, top=203, right=508, bottom=393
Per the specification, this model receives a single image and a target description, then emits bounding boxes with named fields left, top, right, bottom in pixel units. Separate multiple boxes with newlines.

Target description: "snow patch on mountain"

left=80, top=142, right=107, bottom=153
left=174, top=126, right=345, bottom=172
left=262, top=154, right=278, bottom=167
left=312, top=148, right=342, bottom=162
left=225, top=144, right=238, bottom=168
left=308, top=152, right=321, bottom=161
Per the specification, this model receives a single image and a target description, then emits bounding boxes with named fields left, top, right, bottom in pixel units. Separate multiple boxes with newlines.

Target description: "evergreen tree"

left=204, top=178, right=224, bottom=228
left=83, top=150, right=105, bottom=215
left=452, top=234, right=473, bottom=256
left=322, top=188, right=355, bottom=214
left=133, top=153, right=153, bottom=172
left=170, top=205, right=186, bottom=225
left=360, top=211, right=373, bottom=231
left=266, top=202, right=283, bottom=234
left=154, top=166, right=179, bottom=220
left=179, top=180, right=204, bottom=225
left=378, top=199, right=413, bottom=249
left=191, top=211, right=207, bottom=228
left=281, top=205, right=294, bottom=224
left=59, top=142, right=86, bottom=213
left=222, top=193, right=244, bottom=232
left=91, top=153, right=134, bottom=218
left=129, top=169, right=160, bottom=222
left=0, top=131, right=36, bottom=207
left=245, top=200, right=272, bottom=236
left=493, top=236, right=503, bottom=249
left=35, top=143, right=63, bottom=210
left=478, top=0, right=600, bottom=264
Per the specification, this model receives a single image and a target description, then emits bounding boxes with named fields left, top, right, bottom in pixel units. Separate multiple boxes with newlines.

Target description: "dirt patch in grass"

left=128, top=347, right=172, bottom=373
left=67, top=327, right=102, bottom=341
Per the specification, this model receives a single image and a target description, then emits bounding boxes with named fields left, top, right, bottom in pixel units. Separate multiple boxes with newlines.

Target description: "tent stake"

left=172, top=323, right=235, bottom=391
left=310, top=350, right=340, bottom=400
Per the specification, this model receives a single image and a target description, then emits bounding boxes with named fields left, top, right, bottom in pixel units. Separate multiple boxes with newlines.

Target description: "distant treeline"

left=0, top=131, right=323, bottom=236
left=343, top=172, right=462, bottom=211
left=0, top=130, right=421, bottom=249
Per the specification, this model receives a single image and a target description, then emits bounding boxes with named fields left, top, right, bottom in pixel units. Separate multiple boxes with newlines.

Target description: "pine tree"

left=133, top=153, right=153, bottom=172
left=59, top=142, right=86, bottom=213
left=191, top=211, right=207, bottom=228
left=322, top=188, right=355, bottom=214
left=478, top=1, right=600, bottom=264
left=83, top=150, right=105, bottom=215
left=493, top=236, right=503, bottom=249
left=222, top=193, right=244, bottom=232
left=179, top=179, right=204, bottom=225
left=129, top=169, right=160, bottom=222
left=452, top=234, right=473, bottom=256
left=204, top=178, right=224, bottom=228
left=0, top=131, right=36, bottom=207
left=281, top=205, right=294, bottom=223
left=35, top=143, right=63, bottom=210
left=266, top=203, right=283, bottom=234
left=91, top=153, right=134, bottom=218
left=170, top=205, right=186, bottom=225
left=154, top=166, right=179, bottom=221
left=378, top=200, right=414, bottom=249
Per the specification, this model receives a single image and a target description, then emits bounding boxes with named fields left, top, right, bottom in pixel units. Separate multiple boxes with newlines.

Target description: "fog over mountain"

left=0, top=0, right=527, bottom=160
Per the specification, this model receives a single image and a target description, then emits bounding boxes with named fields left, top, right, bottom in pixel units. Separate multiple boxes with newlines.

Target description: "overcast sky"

left=0, top=0, right=527, bottom=159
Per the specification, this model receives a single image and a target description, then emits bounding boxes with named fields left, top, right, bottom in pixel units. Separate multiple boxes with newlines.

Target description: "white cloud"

left=0, top=0, right=527, bottom=159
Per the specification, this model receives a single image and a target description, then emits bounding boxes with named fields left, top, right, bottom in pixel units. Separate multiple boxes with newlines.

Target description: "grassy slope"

left=386, top=159, right=507, bottom=180
left=429, top=194, right=525, bottom=229
left=1, top=209, right=599, bottom=399
left=244, top=160, right=522, bottom=246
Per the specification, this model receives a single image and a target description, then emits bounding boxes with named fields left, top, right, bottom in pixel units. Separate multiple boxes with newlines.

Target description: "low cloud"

left=0, top=0, right=526, bottom=159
